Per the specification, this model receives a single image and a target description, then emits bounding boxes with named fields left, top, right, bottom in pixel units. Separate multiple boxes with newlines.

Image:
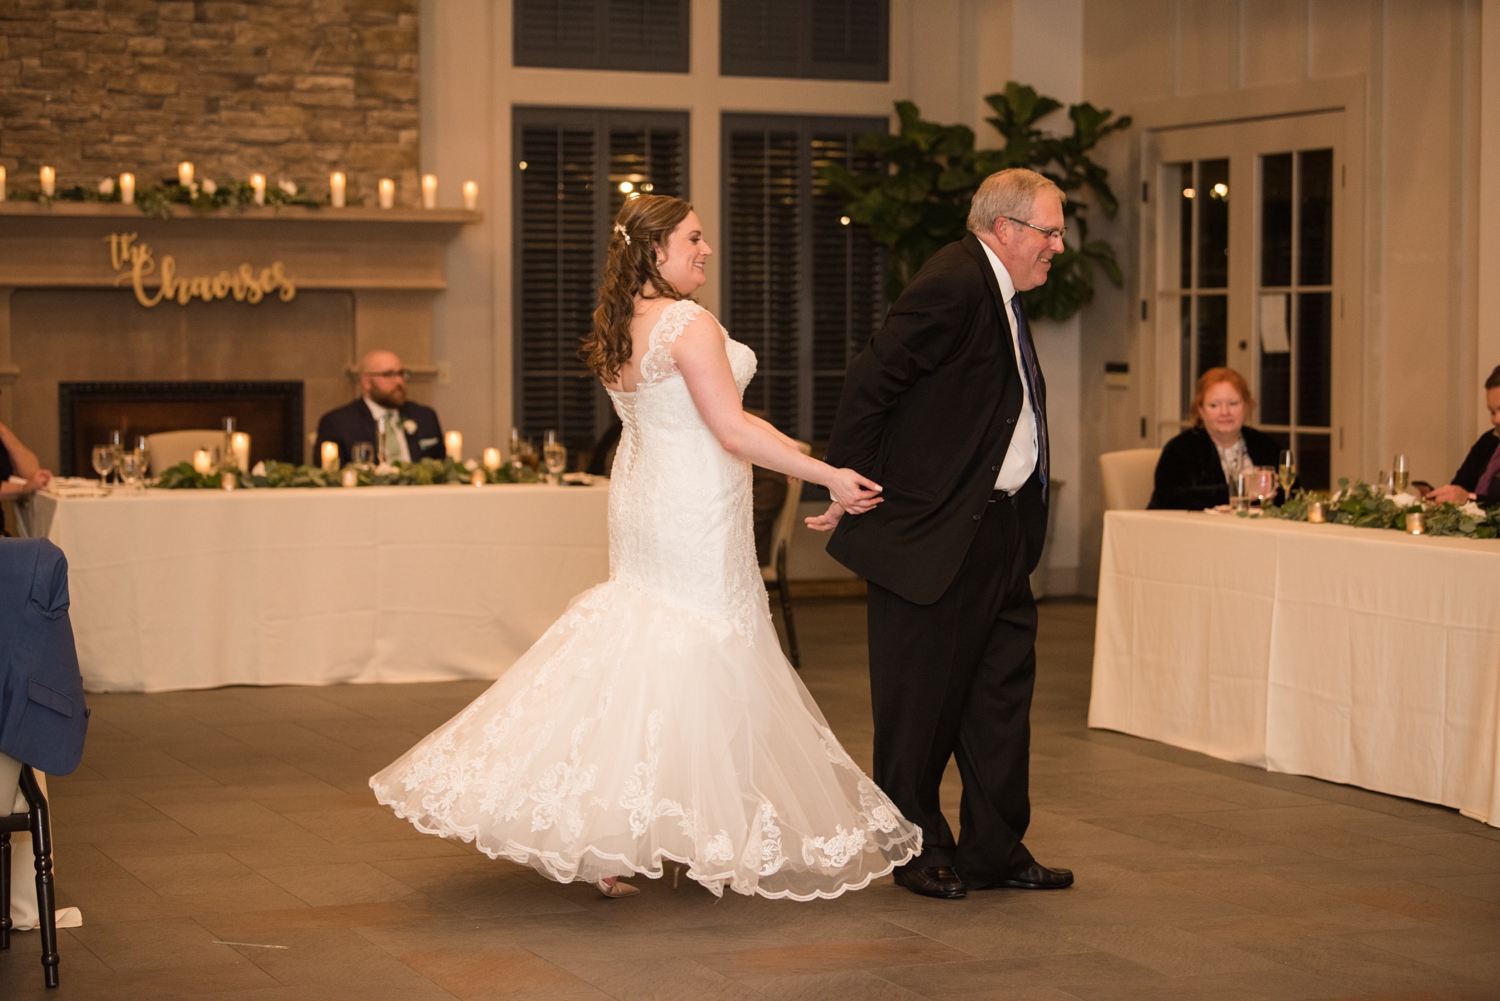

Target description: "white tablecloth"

left=1090, top=510, right=1500, bottom=828
left=24, top=483, right=611, bottom=693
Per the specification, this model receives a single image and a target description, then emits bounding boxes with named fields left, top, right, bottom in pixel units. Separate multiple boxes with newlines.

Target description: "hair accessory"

left=613, top=222, right=631, bottom=245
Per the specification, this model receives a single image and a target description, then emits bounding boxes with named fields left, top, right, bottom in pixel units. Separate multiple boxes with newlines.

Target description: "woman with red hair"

left=1148, top=367, right=1282, bottom=509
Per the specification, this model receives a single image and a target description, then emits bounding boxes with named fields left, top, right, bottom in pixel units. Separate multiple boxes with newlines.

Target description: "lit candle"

left=221, top=469, right=237, bottom=491
left=483, top=447, right=502, bottom=470
left=421, top=173, right=437, bottom=209
left=40, top=166, right=55, bottom=196
left=320, top=441, right=340, bottom=471
left=119, top=172, right=135, bottom=205
left=1307, top=501, right=1326, bottom=524
left=462, top=180, right=478, bottom=210
left=192, top=448, right=213, bottom=475
left=471, top=468, right=486, bottom=487
left=231, top=431, right=250, bottom=472
left=178, top=161, right=194, bottom=187
left=330, top=171, right=345, bottom=208
left=341, top=467, right=359, bottom=488
left=1406, top=511, right=1425, bottom=535
left=0, top=165, right=7, bottom=202
left=251, top=173, right=265, bottom=206
left=378, top=178, right=394, bottom=209
left=445, top=430, right=462, bottom=460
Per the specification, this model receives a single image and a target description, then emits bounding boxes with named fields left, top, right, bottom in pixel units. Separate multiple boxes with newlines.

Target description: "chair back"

left=762, top=440, right=811, bottom=580
left=145, top=429, right=224, bottom=475
left=1099, top=448, right=1162, bottom=511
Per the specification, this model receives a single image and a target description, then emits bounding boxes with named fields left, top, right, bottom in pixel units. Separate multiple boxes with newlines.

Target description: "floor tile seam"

left=344, top=922, right=556, bottom=998
left=1209, top=932, right=1494, bottom=987
left=1410, top=873, right=1500, bottom=902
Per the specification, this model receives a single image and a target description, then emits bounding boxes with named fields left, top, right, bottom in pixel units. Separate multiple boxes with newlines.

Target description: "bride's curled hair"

left=582, top=194, right=694, bottom=382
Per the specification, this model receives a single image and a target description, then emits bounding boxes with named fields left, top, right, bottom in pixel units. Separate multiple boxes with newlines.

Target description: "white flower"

left=375, top=461, right=396, bottom=475
left=250, top=460, right=266, bottom=476
left=463, top=458, right=479, bottom=471
left=1330, top=488, right=1344, bottom=503
left=1460, top=501, right=1487, bottom=522
left=1390, top=491, right=1418, bottom=508
left=188, top=181, right=199, bottom=197
left=402, top=418, right=417, bottom=434
left=278, top=179, right=297, bottom=196
left=202, top=178, right=217, bottom=195
left=97, top=177, right=114, bottom=194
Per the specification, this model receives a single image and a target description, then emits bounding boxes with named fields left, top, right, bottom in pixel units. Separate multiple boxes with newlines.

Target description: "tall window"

left=722, top=114, right=886, bottom=444
left=515, top=0, right=690, bottom=73
left=1162, top=159, right=1230, bottom=421
left=720, top=0, right=888, bottom=81
left=513, top=107, right=688, bottom=452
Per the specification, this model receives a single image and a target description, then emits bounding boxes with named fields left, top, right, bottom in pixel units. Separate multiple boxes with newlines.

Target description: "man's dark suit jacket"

left=1147, top=424, right=1282, bottom=510
left=0, top=537, right=89, bottom=776
left=823, top=233, right=1047, bottom=606
left=315, top=399, right=445, bottom=465
left=1450, top=430, right=1500, bottom=502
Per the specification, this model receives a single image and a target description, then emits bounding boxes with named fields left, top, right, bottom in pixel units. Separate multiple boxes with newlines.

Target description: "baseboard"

left=1039, top=566, right=1081, bottom=597
left=782, top=578, right=868, bottom=598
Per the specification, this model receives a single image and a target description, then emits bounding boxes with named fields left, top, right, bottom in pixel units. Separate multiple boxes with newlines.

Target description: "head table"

left=19, top=482, right=610, bottom=693
left=1090, top=509, right=1500, bottom=829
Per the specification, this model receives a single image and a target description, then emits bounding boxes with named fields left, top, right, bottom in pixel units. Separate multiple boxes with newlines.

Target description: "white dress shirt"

left=364, top=397, right=412, bottom=463
left=978, top=241, right=1039, bottom=493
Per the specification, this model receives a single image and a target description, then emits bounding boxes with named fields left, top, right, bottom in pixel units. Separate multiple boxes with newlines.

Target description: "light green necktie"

left=381, top=412, right=403, bottom=464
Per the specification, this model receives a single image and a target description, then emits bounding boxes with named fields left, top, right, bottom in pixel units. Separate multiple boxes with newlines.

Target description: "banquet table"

left=1090, top=510, right=1500, bottom=829
left=21, top=482, right=611, bottom=693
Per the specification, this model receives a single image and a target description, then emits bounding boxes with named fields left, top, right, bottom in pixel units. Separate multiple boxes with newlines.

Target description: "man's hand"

left=805, top=502, right=845, bottom=532
left=1428, top=483, right=1472, bottom=505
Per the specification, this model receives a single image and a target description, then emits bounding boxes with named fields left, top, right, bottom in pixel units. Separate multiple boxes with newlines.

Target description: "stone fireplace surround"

left=0, top=202, right=477, bottom=473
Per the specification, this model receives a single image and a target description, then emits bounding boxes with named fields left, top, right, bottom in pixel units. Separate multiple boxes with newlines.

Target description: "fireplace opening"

left=58, top=381, right=304, bottom=476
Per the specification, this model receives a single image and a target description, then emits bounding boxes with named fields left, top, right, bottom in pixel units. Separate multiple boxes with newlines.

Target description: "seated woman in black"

left=1148, top=367, right=1281, bottom=510
left=1429, top=364, right=1500, bottom=505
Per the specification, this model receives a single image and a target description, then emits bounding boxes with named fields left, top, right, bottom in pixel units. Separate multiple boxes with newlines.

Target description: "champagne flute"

left=107, top=429, right=125, bottom=483
left=1393, top=454, right=1410, bottom=493
left=543, top=430, right=567, bottom=483
left=91, top=445, right=116, bottom=484
left=133, top=434, right=151, bottom=479
left=1277, top=449, right=1296, bottom=494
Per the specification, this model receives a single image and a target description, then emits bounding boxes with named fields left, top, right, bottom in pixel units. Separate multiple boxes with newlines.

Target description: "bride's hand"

left=805, top=502, right=844, bottom=532
left=827, top=468, right=882, bottom=514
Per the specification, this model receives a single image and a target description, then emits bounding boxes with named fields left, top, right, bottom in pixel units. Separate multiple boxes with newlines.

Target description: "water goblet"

left=543, top=430, right=567, bottom=484
left=107, top=429, right=125, bottom=483
left=117, top=451, right=145, bottom=489
left=352, top=441, right=375, bottom=466
left=91, top=445, right=116, bottom=484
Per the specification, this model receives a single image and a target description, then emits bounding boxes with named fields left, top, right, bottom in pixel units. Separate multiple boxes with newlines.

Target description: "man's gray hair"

left=967, top=168, right=1065, bottom=234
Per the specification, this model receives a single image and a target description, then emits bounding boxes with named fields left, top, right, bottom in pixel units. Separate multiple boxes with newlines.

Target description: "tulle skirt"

left=370, top=580, right=921, bottom=900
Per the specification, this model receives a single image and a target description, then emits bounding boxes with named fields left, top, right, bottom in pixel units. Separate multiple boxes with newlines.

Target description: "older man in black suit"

left=812, top=168, right=1070, bottom=900
left=316, top=350, right=445, bottom=465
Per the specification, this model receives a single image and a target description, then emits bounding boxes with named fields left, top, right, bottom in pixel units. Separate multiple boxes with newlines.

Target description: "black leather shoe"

left=980, top=862, right=1073, bottom=890
left=895, top=866, right=967, bottom=899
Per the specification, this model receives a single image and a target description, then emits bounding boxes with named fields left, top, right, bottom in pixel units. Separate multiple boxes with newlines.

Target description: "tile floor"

left=3, top=599, right=1498, bottom=1000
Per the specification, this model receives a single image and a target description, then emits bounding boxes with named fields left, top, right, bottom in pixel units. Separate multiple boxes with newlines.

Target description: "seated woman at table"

left=1148, top=367, right=1281, bottom=510
left=0, top=415, right=53, bottom=536
left=1428, top=365, right=1500, bottom=505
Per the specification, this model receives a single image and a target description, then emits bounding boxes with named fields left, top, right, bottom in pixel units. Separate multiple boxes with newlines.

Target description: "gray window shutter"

left=720, top=0, right=887, bottom=81
left=515, top=0, right=689, bottom=72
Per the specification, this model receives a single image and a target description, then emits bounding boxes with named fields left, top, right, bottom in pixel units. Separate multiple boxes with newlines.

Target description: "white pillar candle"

left=329, top=171, right=345, bottom=208
left=378, top=178, right=394, bottom=209
left=320, top=440, right=340, bottom=471
left=462, top=180, right=478, bottom=210
left=119, top=172, right=135, bottom=205
left=445, top=430, right=462, bottom=460
left=231, top=431, right=250, bottom=472
left=483, top=447, right=502, bottom=470
left=0, top=165, right=7, bottom=202
left=251, top=173, right=265, bottom=206
left=192, top=448, right=213, bottom=475
left=178, top=161, right=194, bottom=187
left=421, top=173, right=437, bottom=209
left=341, top=467, right=359, bottom=488
left=40, top=166, right=55, bottom=196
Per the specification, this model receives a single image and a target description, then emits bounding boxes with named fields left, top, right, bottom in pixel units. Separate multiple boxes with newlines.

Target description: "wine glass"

left=352, top=441, right=375, bottom=466
left=117, top=451, right=145, bottom=489
left=133, top=434, right=151, bottom=478
left=543, top=430, right=567, bottom=483
left=1393, top=454, right=1410, bottom=493
left=1252, top=466, right=1277, bottom=508
left=107, top=429, right=125, bottom=483
left=91, top=445, right=116, bottom=484
left=1277, top=449, right=1296, bottom=494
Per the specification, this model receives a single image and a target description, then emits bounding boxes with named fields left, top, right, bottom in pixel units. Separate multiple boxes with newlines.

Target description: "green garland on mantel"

left=155, top=457, right=545, bottom=489
left=7, top=178, right=341, bottom=220
left=1258, top=479, right=1500, bottom=539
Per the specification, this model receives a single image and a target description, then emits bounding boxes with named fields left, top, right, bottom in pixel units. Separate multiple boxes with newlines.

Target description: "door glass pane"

left=1176, top=163, right=1193, bottom=289
left=1198, top=159, right=1229, bottom=288
left=1260, top=293, right=1291, bottom=425
left=1179, top=296, right=1192, bottom=418
left=1197, top=294, right=1227, bottom=376
left=1296, top=292, right=1332, bottom=426
left=1261, top=152, right=1293, bottom=287
left=1298, top=432, right=1330, bottom=490
left=1298, top=149, right=1334, bottom=286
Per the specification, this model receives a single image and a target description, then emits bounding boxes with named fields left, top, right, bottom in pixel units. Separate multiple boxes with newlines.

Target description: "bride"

left=371, top=194, right=921, bottom=899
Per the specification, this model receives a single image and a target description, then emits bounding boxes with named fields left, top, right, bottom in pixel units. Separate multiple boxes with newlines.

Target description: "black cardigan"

left=1450, top=430, right=1500, bottom=502
left=1148, top=425, right=1283, bottom=510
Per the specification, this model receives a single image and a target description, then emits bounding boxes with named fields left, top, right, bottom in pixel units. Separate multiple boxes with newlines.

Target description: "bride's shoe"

left=596, top=877, right=640, bottom=898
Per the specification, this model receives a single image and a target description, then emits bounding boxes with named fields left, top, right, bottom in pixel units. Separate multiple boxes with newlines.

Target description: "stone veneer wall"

left=0, top=0, right=419, bottom=206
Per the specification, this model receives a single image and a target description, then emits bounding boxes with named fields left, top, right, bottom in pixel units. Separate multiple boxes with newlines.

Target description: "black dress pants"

left=867, top=491, right=1038, bottom=884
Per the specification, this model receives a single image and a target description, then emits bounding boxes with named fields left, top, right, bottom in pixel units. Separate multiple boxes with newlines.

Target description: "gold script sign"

left=107, top=232, right=297, bottom=307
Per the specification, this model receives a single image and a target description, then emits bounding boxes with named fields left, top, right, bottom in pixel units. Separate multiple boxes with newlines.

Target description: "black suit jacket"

left=0, top=537, right=89, bottom=776
left=315, top=399, right=445, bottom=465
left=823, top=234, right=1047, bottom=606
left=1450, top=429, right=1500, bottom=501
left=1147, top=424, right=1283, bottom=510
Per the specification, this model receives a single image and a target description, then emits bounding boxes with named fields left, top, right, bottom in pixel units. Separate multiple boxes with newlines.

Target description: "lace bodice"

left=605, top=300, right=763, bottom=631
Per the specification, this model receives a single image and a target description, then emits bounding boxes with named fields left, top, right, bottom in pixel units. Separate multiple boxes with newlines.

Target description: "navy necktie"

left=1010, top=295, right=1049, bottom=502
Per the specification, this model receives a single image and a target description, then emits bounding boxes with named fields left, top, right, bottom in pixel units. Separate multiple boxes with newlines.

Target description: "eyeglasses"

left=1004, top=216, right=1067, bottom=243
left=365, top=368, right=411, bottom=380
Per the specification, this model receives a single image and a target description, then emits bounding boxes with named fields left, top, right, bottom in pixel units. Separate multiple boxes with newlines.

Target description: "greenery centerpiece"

left=1260, top=479, right=1500, bottom=539
left=7, top=176, right=338, bottom=219
left=154, top=456, right=544, bottom=489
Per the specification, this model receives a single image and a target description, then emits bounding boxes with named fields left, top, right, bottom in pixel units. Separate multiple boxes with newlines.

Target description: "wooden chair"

left=1098, top=448, right=1162, bottom=511
left=0, top=751, right=60, bottom=989
left=762, top=441, right=810, bottom=668
left=144, top=429, right=224, bottom=475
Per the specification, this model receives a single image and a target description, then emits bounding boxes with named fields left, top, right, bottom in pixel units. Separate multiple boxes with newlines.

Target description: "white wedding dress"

left=371, top=300, right=921, bottom=899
